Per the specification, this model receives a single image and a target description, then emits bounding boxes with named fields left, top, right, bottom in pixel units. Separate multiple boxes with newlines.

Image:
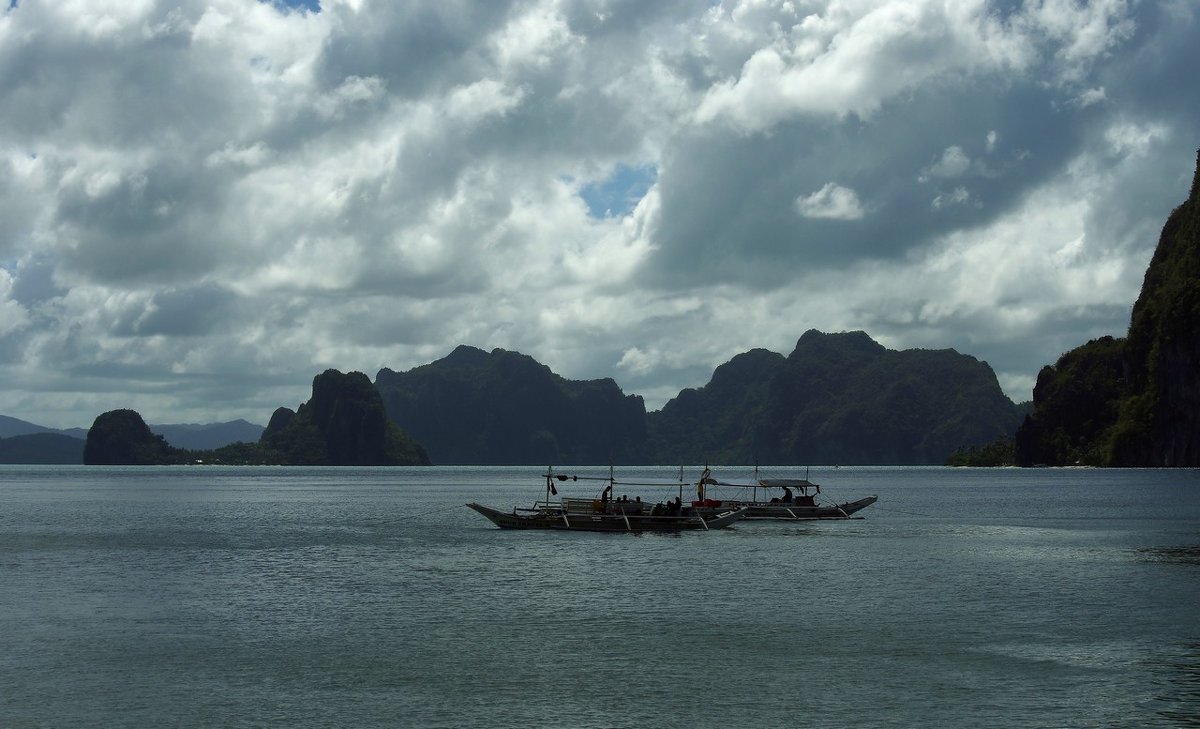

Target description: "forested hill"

left=1016, top=149, right=1200, bottom=466
left=261, top=369, right=430, bottom=466
left=375, top=346, right=648, bottom=465
left=376, top=333, right=1023, bottom=466
left=648, top=330, right=1024, bottom=465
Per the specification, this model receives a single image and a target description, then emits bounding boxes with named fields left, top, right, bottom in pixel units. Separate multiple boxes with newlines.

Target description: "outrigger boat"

left=466, top=467, right=748, bottom=532
left=690, top=467, right=877, bottom=521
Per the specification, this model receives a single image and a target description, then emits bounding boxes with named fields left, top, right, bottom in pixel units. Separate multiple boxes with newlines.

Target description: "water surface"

left=2, top=465, right=1198, bottom=727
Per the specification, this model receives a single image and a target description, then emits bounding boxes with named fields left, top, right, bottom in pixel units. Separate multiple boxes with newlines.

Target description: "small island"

left=84, top=370, right=430, bottom=466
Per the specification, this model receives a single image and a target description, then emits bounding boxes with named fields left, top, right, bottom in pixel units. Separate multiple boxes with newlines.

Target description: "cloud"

left=923, top=146, right=972, bottom=180
left=795, top=183, right=865, bottom=220
left=0, top=0, right=1197, bottom=429
left=693, top=1, right=1034, bottom=131
left=0, top=267, right=30, bottom=338
left=931, top=186, right=973, bottom=210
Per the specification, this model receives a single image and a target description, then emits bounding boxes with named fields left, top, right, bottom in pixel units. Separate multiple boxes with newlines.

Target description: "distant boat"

left=689, top=467, right=877, bottom=521
left=466, top=468, right=748, bottom=532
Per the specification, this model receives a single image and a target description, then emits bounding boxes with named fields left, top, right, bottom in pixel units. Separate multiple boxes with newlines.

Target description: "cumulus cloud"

left=795, top=183, right=865, bottom=220
left=0, top=268, right=30, bottom=338
left=923, top=146, right=972, bottom=180
left=0, top=0, right=1197, bottom=428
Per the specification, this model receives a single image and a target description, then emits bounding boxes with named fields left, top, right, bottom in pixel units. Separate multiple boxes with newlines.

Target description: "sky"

left=1, top=0, right=1198, bottom=429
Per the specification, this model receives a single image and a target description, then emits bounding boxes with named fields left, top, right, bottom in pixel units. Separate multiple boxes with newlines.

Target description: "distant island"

left=83, top=370, right=429, bottom=466
left=376, top=330, right=1025, bottom=466
left=55, top=328, right=1025, bottom=467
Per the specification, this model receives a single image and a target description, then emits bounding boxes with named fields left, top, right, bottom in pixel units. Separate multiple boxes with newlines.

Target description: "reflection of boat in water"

left=690, top=468, right=877, bottom=521
left=466, top=468, right=748, bottom=532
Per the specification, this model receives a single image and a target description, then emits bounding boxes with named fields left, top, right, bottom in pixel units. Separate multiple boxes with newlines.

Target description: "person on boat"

left=601, top=484, right=612, bottom=503
left=782, top=485, right=793, bottom=503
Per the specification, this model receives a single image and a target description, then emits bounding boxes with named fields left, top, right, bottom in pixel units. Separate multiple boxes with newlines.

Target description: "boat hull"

left=696, top=495, right=878, bottom=521
left=466, top=502, right=747, bottom=532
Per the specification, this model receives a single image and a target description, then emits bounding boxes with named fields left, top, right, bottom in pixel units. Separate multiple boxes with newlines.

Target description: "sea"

left=1, top=465, right=1198, bottom=728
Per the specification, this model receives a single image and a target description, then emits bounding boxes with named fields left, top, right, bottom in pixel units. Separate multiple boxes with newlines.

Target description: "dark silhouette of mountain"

left=0, top=415, right=55, bottom=438
left=0, top=433, right=86, bottom=464
left=79, top=371, right=428, bottom=466
left=1, top=413, right=262, bottom=463
left=650, top=330, right=1023, bottom=465
left=1016, top=150, right=1200, bottom=466
left=0, top=414, right=87, bottom=440
left=646, top=348, right=785, bottom=464
left=84, top=409, right=176, bottom=465
left=263, top=369, right=430, bottom=466
left=375, top=346, right=648, bottom=465
left=376, top=336, right=1021, bottom=465
left=1013, top=336, right=1127, bottom=465
left=151, top=420, right=264, bottom=450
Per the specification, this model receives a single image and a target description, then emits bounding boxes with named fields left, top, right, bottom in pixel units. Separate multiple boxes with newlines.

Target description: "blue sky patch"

left=270, top=0, right=320, bottom=13
left=580, top=163, right=657, bottom=219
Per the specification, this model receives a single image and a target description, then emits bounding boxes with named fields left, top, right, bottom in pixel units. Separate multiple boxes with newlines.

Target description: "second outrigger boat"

left=466, top=468, right=748, bottom=532
left=690, top=467, right=877, bottom=521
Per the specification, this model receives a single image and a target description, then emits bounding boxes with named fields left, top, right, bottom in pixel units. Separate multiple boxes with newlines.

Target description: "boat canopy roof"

left=758, top=478, right=817, bottom=488
left=700, top=474, right=816, bottom=486
left=706, top=477, right=819, bottom=490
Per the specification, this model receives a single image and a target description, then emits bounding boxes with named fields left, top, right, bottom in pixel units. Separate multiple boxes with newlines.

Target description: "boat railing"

left=558, top=498, right=649, bottom=515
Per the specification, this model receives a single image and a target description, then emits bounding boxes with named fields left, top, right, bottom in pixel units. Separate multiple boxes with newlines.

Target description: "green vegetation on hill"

left=647, top=348, right=785, bottom=465
left=946, top=436, right=1016, bottom=467
left=377, top=333, right=1022, bottom=465
left=264, top=369, right=430, bottom=466
left=651, top=330, right=1024, bottom=465
left=1016, top=150, right=1200, bottom=466
left=1014, top=336, right=1126, bottom=466
left=376, top=346, right=647, bottom=465
left=84, top=409, right=178, bottom=465
left=0, top=432, right=86, bottom=464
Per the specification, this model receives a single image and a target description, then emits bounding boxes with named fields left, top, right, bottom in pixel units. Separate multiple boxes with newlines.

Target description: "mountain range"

left=649, top=330, right=1024, bottom=465
left=0, top=416, right=265, bottom=464
left=7, top=329, right=1026, bottom=466
left=0, top=415, right=88, bottom=440
left=376, top=330, right=1025, bottom=465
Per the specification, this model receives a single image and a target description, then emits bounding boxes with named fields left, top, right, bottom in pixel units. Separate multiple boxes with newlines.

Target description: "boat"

left=466, top=468, right=748, bottom=532
left=689, top=467, right=877, bottom=521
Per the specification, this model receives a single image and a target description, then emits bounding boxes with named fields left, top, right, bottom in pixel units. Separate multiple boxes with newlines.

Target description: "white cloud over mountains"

left=0, top=0, right=1197, bottom=428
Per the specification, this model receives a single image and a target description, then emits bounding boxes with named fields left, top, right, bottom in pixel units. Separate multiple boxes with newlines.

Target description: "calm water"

left=1, top=465, right=1198, bottom=728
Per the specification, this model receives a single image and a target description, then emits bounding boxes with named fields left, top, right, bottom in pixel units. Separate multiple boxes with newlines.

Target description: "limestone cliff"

left=1017, top=149, right=1200, bottom=466
left=263, top=370, right=430, bottom=466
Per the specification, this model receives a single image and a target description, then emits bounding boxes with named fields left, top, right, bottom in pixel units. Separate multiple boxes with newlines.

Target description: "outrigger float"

left=466, top=467, right=748, bottom=532
left=689, top=467, right=877, bottom=521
